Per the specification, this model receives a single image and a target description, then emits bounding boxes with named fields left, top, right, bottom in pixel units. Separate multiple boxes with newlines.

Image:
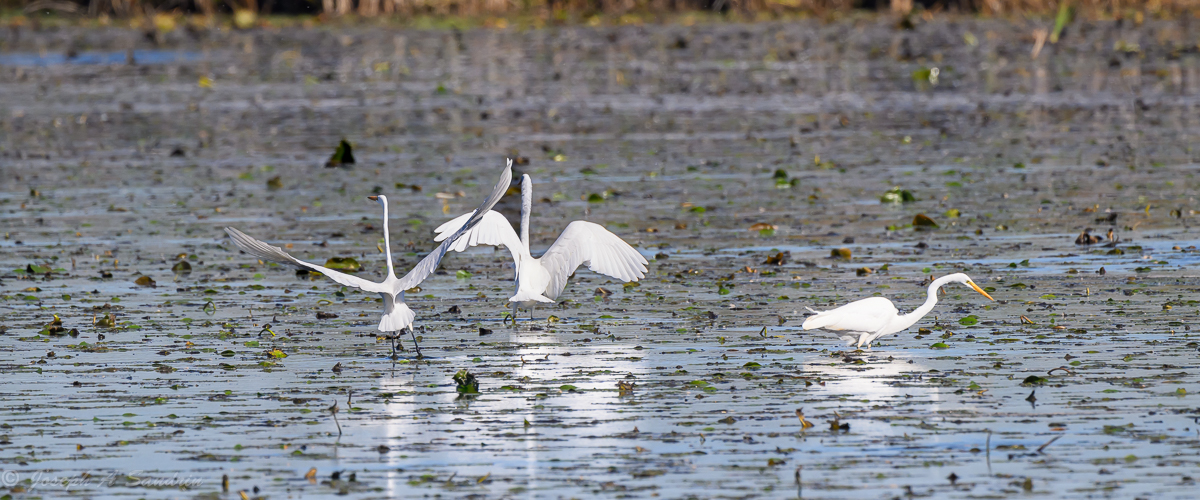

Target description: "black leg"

left=408, top=326, right=422, bottom=358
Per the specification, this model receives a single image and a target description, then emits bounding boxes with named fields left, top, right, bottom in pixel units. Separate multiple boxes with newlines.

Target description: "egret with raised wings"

left=433, top=173, right=648, bottom=322
left=224, top=160, right=513, bottom=356
left=801, top=273, right=994, bottom=349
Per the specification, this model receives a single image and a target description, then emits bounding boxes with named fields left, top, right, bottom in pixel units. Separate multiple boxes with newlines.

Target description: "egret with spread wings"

left=433, top=173, right=648, bottom=322
left=224, top=160, right=513, bottom=356
left=801, top=273, right=994, bottom=349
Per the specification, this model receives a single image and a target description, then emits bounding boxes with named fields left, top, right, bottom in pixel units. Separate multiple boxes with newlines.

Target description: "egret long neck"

left=893, top=275, right=956, bottom=331
left=381, top=200, right=396, bottom=278
left=519, top=175, right=532, bottom=251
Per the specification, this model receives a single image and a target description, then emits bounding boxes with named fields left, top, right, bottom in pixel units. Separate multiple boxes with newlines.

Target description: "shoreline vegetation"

left=0, top=0, right=1190, bottom=30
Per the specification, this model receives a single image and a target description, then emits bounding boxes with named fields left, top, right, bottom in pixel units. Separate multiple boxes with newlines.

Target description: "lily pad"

left=1021, top=375, right=1049, bottom=386
left=912, top=214, right=938, bottom=228
left=323, top=257, right=361, bottom=272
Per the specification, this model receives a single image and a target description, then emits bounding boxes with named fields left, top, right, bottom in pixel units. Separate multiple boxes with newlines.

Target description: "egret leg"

left=530, top=305, right=535, bottom=321
left=389, top=331, right=405, bottom=358
left=511, top=303, right=518, bottom=327
left=408, top=326, right=422, bottom=358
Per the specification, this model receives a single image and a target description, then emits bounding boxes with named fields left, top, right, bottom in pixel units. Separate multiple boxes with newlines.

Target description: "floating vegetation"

left=454, top=369, right=480, bottom=394
left=880, top=187, right=916, bottom=203
left=326, top=139, right=356, bottom=167
left=323, top=257, right=361, bottom=272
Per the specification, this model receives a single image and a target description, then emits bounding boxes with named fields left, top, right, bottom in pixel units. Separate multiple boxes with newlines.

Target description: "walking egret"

left=801, top=273, right=994, bottom=349
left=433, top=173, right=648, bottom=322
left=224, top=160, right=513, bottom=356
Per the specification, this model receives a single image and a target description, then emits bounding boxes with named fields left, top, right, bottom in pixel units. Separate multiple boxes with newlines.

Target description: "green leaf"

left=958, top=315, right=979, bottom=326
left=454, top=369, right=479, bottom=394
left=912, top=214, right=938, bottom=228
left=881, top=187, right=916, bottom=203
left=1021, top=375, right=1048, bottom=386
left=1050, top=2, right=1072, bottom=43
left=323, top=257, right=361, bottom=272
left=326, top=139, right=356, bottom=167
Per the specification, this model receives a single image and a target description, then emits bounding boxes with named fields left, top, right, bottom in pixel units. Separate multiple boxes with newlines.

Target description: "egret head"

left=947, top=273, right=994, bottom=301
left=368, top=195, right=388, bottom=205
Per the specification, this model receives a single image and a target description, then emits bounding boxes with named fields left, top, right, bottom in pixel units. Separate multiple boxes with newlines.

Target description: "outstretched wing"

left=538, top=221, right=648, bottom=300
left=392, top=159, right=513, bottom=292
left=224, top=226, right=388, bottom=293
left=432, top=210, right=524, bottom=263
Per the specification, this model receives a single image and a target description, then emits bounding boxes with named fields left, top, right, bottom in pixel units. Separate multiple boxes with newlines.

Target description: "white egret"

left=224, top=160, right=513, bottom=356
left=801, top=273, right=994, bottom=349
left=433, top=173, right=648, bottom=322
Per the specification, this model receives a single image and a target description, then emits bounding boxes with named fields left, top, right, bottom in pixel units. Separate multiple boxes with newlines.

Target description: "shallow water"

left=2, top=16, right=1200, bottom=500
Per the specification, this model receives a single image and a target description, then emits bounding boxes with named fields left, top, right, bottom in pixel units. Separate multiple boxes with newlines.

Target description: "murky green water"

left=2, top=17, right=1200, bottom=499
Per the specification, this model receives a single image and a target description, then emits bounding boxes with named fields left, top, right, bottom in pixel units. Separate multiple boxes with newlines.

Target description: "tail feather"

left=379, top=303, right=416, bottom=332
left=509, top=290, right=554, bottom=304
left=801, top=308, right=835, bottom=330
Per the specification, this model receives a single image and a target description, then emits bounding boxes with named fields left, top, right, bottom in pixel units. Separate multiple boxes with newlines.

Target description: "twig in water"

left=1037, top=435, right=1061, bottom=453
left=794, top=465, right=802, bottom=499
left=330, top=400, right=342, bottom=437
left=1047, top=366, right=1075, bottom=376
left=985, top=430, right=992, bottom=474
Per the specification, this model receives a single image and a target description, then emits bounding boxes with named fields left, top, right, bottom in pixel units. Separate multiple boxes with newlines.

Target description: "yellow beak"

left=968, top=281, right=995, bottom=301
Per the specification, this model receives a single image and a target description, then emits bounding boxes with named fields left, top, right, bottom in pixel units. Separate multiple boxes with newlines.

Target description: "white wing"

left=538, top=221, right=649, bottom=300
left=392, top=160, right=513, bottom=292
left=801, top=297, right=897, bottom=333
left=432, top=210, right=524, bottom=263
left=224, top=226, right=388, bottom=293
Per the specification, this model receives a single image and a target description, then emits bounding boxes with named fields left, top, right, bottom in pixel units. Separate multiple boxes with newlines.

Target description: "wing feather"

left=393, top=160, right=513, bottom=292
left=224, top=227, right=387, bottom=293
left=432, top=210, right=523, bottom=262
left=538, top=221, right=648, bottom=300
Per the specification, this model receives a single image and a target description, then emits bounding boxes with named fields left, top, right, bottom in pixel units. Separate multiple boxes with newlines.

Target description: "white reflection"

left=375, top=323, right=650, bottom=496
